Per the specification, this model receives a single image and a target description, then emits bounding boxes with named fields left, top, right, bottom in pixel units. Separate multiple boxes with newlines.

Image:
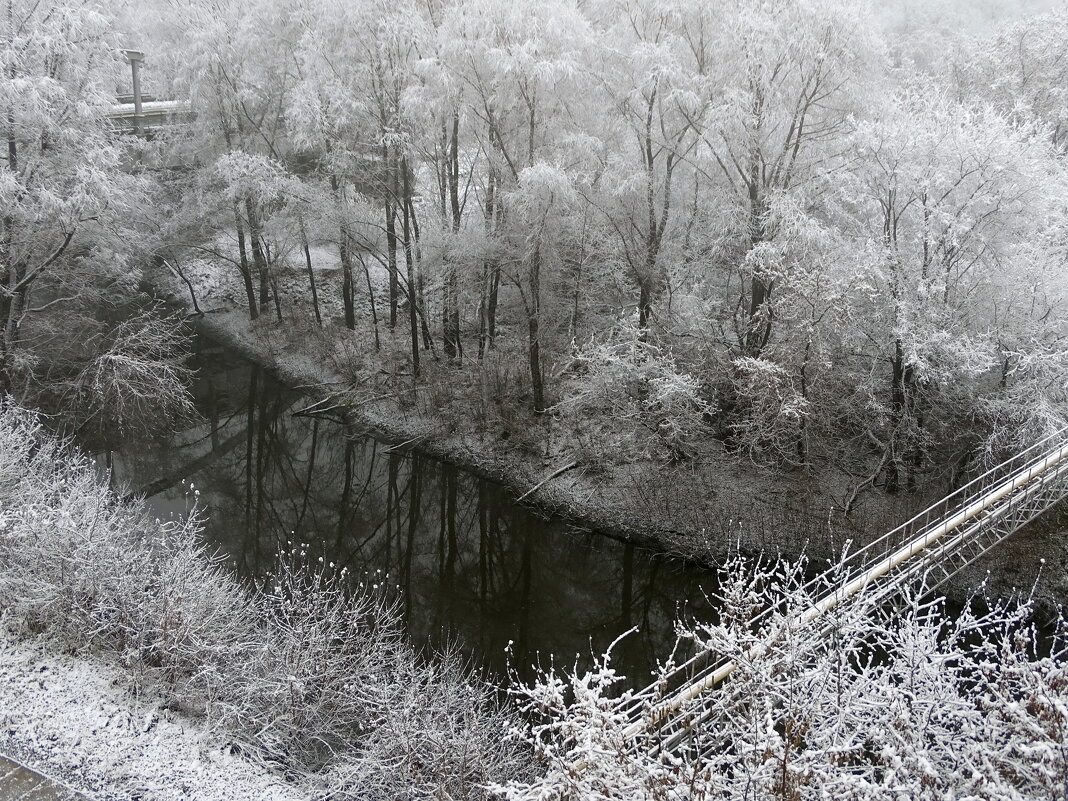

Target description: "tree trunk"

left=5, top=281, right=24, bottom=355
left=0, top=215, right=24, bottom=389
left=331, top=173, right=357, bottom=330
left=443, top=111, right=462, bottom=361
left=244, top=199, right=270, bottom=315
left=340, top=234, right=356, bottom=331
left=797, top=337, right=812, bottom=464
left=298, top=215, right=321, bottom=326
left=885, top=338, right=915, bottom=494
left=478, top=152, right=502, bottom=359
left=358, top=253, right=380, bottom=350
left=1, top=121, right=18, bottom=386
left=443, top=258, right=460, bottom=359
left=401, top=159, right=420, bottom=378
left=385, top=146, right=399, bottom=330
left=639, top=102, right=658, bottom=333
left=746, top=270, right=772, bottom=355
left=0, top=291, right=12, bottom=389
left=528, top=243, right=545, bottom=413
left=638, top=279, right=653, bottom=330
left=234, top=207, right=259, bottom=320
left=633, top=93, right=676, bottom=334
left=0, top=277, right=25, bottom=389
left=744, top=177, right=772, bottom=356
left=407, top=190, right=435, bottom=355
left=162, top=255, right=202, bottom=316
left=908, top=409, right=924, bottom=492
left=478, top=164, right=496, bottom=360
left=487, top=263, right=500, bottom=345
left=570, top=221, right=586, bottom=340
left=270, top=272, right=284, bottom=323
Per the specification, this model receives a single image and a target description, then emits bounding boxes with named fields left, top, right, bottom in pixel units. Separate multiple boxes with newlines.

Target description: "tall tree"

left=0, top=0, right=132, bottom=385
left=954, top=10, right=1068, bottom=153
left=697, top=0, right=872, bottom=357
left=508, top=164, right=577, bottom=412
left=437, top=0, right=591, bottom=360
left=292, top=0, right=428, bottom=354
left=592, top=0, right=705, bottom=330
left=169, top=0, right=298, bottom=320
left=839, top=89, right=1062, bottom=492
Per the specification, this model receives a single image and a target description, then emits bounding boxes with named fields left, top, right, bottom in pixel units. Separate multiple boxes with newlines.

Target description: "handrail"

left=619, top=430, right=1068, bottom=741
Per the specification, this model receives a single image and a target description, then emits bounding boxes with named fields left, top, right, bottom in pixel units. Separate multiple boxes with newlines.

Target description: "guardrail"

left=617, top=429, right=1068, bottom=753
left=105, top=99, right=195, bottom=136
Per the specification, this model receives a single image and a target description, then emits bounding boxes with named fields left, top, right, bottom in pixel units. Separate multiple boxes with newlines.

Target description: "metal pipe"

left=623, top=429, right=1068, bottom=720
left=624, top=437, right=1068, bottom=742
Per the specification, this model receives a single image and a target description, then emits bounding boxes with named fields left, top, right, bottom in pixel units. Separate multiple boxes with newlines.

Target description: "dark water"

left=112, top=338, right=716, bottom=684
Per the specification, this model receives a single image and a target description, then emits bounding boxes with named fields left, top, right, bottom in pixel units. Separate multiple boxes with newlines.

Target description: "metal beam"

left=619, top=432, right=1068, bottom=751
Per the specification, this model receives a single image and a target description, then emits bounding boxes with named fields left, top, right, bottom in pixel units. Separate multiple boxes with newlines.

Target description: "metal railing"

left=617, top=429, right=1068, bottom=752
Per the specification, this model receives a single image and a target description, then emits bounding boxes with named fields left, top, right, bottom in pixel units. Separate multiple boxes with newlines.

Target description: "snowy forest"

left=4, top=0, right=1068, bottom=798
left=5, top=0, right=1068, bottom=481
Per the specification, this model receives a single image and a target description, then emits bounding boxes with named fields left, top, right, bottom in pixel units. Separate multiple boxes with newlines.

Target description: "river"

left=110, top=336, right=717, bottom=684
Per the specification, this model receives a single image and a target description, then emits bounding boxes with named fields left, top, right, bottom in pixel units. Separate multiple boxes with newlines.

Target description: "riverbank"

left=185, top=304, right=840, bottom=560
left=155, top=263, right=856, bottom=562
left=151, top=265, right=1068, bottom=608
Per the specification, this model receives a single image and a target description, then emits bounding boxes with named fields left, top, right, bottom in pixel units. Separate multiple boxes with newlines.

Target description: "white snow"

left=0, top=628, right=307, bottom=801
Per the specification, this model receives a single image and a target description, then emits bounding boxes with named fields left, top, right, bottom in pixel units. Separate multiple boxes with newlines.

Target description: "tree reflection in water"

left=115, top=341, right=715, bottom=683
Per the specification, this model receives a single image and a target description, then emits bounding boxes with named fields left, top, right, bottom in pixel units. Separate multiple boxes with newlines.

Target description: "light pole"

left=123, top=49, right=145, bottom=137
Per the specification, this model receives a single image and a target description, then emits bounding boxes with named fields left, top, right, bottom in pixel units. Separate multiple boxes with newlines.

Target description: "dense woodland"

left=2, top=0, right=1067, bottom=509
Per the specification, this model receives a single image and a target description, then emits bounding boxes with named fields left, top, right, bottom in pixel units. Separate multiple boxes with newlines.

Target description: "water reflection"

left=114, top=341, right=714, bottom=683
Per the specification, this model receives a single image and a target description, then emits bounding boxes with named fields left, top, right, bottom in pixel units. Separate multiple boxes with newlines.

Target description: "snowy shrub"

left=0, top=401, right=525, bottom=800
left=555, top=323, right=716, bottom=459
left=218, top=550, right=407, bottom=770
left=13, top=305, right=197, bottom=444
left=0, top=403, right=257, bottom=690
left=979, top=344, right=1068, bottom=460
left=729, top=356, right=809, bottom=464
left=493, top=632, right=719, bottom=801
left=221, top=552, right=526, bottom=797
left=497, top=554, right=1068, bottom=800
left=324, top=644, right=526, bottom=800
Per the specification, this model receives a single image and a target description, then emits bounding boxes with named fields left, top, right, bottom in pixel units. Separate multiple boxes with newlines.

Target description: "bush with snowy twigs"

left=497, top=555, right=1068, bottom=800
left=0, top=401, right=525, bottom=799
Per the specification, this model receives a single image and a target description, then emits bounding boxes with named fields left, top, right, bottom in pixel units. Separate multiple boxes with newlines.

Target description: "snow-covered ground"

left=0, top=629, right=306, bottom=801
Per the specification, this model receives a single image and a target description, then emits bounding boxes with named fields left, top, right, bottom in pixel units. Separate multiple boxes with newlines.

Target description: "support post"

left=124, top=50, right=145, bottom=137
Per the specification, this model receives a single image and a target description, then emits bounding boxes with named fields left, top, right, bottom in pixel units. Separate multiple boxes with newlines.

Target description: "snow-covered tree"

left=836, top=87, right=1065, bottom=491
left=0, top=0, right=133, bottom=385
left=0, top=0, right=193, bottom=441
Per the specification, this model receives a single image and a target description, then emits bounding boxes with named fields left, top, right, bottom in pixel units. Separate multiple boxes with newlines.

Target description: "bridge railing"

left=106, top=100, right=195, bottom=137
left=616, top=428, right=1068, bottom=748
left=799, top=427, right=1068, bottom=602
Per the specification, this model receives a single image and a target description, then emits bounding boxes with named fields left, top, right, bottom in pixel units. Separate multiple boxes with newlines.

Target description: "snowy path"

left=0, top=754, right=85, bottom=800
